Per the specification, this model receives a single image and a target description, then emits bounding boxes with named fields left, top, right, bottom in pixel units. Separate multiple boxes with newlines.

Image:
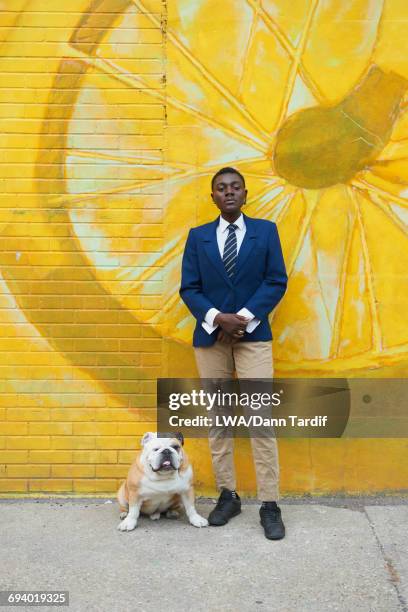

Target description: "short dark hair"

left=211, top=167, right=246, bottom=191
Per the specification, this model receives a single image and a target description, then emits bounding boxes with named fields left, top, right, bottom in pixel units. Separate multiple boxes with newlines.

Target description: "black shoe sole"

left=260, top=520, right=285, bottom=540
left=208, top=507, right=241, bottom=526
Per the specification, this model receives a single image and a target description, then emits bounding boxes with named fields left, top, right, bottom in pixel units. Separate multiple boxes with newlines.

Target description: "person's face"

left=211, top=172, right=247, bottom=220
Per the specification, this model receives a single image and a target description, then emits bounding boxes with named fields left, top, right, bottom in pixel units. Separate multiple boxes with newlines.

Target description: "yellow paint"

left=0, top=0, right=407, bottom=496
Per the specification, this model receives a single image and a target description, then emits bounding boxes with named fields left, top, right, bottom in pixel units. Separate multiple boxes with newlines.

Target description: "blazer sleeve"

left=179, top=229, right=216, bottom=323
left=242, top=223, right=288, bottom=320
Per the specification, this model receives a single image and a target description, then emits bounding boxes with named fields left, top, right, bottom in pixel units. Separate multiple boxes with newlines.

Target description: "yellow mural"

left=0, top=0, right=407, bottom=495
left=163, top=0, right=408, bottom=373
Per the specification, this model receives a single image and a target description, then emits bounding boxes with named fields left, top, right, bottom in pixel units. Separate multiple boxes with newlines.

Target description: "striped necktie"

left=223, top=223, right=238, bottom=277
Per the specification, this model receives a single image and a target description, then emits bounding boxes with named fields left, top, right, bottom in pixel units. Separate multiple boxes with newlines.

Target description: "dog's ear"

left=175, top=432, right=184, bottom=446
left=141, top=432, right=156, bottom=447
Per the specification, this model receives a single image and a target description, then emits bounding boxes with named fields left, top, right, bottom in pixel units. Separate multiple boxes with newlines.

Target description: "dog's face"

left=140, top=432, right=184, bottom=476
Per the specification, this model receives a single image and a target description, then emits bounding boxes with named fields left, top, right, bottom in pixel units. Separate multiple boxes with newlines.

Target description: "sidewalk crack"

left=363, top=507, right=408, bottom=612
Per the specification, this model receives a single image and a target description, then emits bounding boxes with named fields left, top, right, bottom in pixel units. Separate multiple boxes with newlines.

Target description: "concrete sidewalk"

left=0, top=498, right=407, bottom=612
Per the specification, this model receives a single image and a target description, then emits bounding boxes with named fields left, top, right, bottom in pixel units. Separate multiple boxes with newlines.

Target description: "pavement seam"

left=363, top=506, right=408, bottom=612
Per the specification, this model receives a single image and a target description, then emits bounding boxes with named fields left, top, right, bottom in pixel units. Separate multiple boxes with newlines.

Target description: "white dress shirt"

left=202, top=214, right=261, bottom=334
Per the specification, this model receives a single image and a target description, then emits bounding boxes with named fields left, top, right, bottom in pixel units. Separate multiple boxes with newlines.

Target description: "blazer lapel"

left=202, top=218, right=233, bottom=287
left=233, top=214, right=257, bottom=282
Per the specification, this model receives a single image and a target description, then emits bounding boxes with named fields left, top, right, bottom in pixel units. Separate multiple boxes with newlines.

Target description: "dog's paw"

left=165, top=509, right=180, bottom=519
left=189, top=513, right=209, bottom=528
left=119, top=511, right=128, bottom=520
left=149, top=512, right=161, bottom=521
left=117, top=516, right=137, bottom=531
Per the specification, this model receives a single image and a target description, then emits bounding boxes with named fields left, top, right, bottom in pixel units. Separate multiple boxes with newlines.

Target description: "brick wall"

left=0, top=0, right=166, bottom=494
left=0, top=0, right=407, bottom=496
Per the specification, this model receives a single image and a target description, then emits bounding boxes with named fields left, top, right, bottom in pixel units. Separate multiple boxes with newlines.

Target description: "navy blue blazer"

left=179, top=214, right=288, bottom=347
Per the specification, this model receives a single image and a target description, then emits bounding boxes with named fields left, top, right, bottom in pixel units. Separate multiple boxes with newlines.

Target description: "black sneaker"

left=260, top=503, right=285, bottom=540
left=208, top=489, right=241, bottom=526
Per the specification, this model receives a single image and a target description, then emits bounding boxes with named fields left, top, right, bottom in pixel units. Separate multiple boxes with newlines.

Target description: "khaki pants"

left=194, top=340, right=279, bottom=501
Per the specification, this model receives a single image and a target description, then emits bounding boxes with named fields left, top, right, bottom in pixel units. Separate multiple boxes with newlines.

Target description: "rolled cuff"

left=202, top=307, right=221, bottom=334
left=237, top=307, right=261, bottom=333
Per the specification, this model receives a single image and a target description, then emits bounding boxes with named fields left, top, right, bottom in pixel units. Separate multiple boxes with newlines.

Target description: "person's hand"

left=214, top=313, right=248, bottom=338
left=217, top=329, right=239, bottom=344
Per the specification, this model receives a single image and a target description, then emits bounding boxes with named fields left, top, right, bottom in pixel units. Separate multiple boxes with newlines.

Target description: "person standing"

left=179, top=167, right=288, bottom=539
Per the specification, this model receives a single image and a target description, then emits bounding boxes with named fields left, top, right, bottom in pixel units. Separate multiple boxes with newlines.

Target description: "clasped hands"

left=213, top=313, right=250, bottom=345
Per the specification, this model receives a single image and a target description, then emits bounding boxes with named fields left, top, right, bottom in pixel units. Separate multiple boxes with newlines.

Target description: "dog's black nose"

left=162, top=448, right=171, bottom=456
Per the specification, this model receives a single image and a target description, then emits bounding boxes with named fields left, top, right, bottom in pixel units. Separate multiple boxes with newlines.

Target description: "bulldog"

left=117, top=431, right=208, bottom=531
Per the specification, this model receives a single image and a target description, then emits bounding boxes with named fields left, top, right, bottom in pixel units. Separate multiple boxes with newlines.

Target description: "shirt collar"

left=219, top=213, right=245, bottom=232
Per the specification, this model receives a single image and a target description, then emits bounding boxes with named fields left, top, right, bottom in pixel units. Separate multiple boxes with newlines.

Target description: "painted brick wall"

left=0, top=0, right=407, bottom=496
left=0, top=0, right=166, bottom=494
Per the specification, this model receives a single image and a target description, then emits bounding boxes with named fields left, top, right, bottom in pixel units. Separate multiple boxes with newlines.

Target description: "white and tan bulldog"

left=117, top=431, right=208, bottom=531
